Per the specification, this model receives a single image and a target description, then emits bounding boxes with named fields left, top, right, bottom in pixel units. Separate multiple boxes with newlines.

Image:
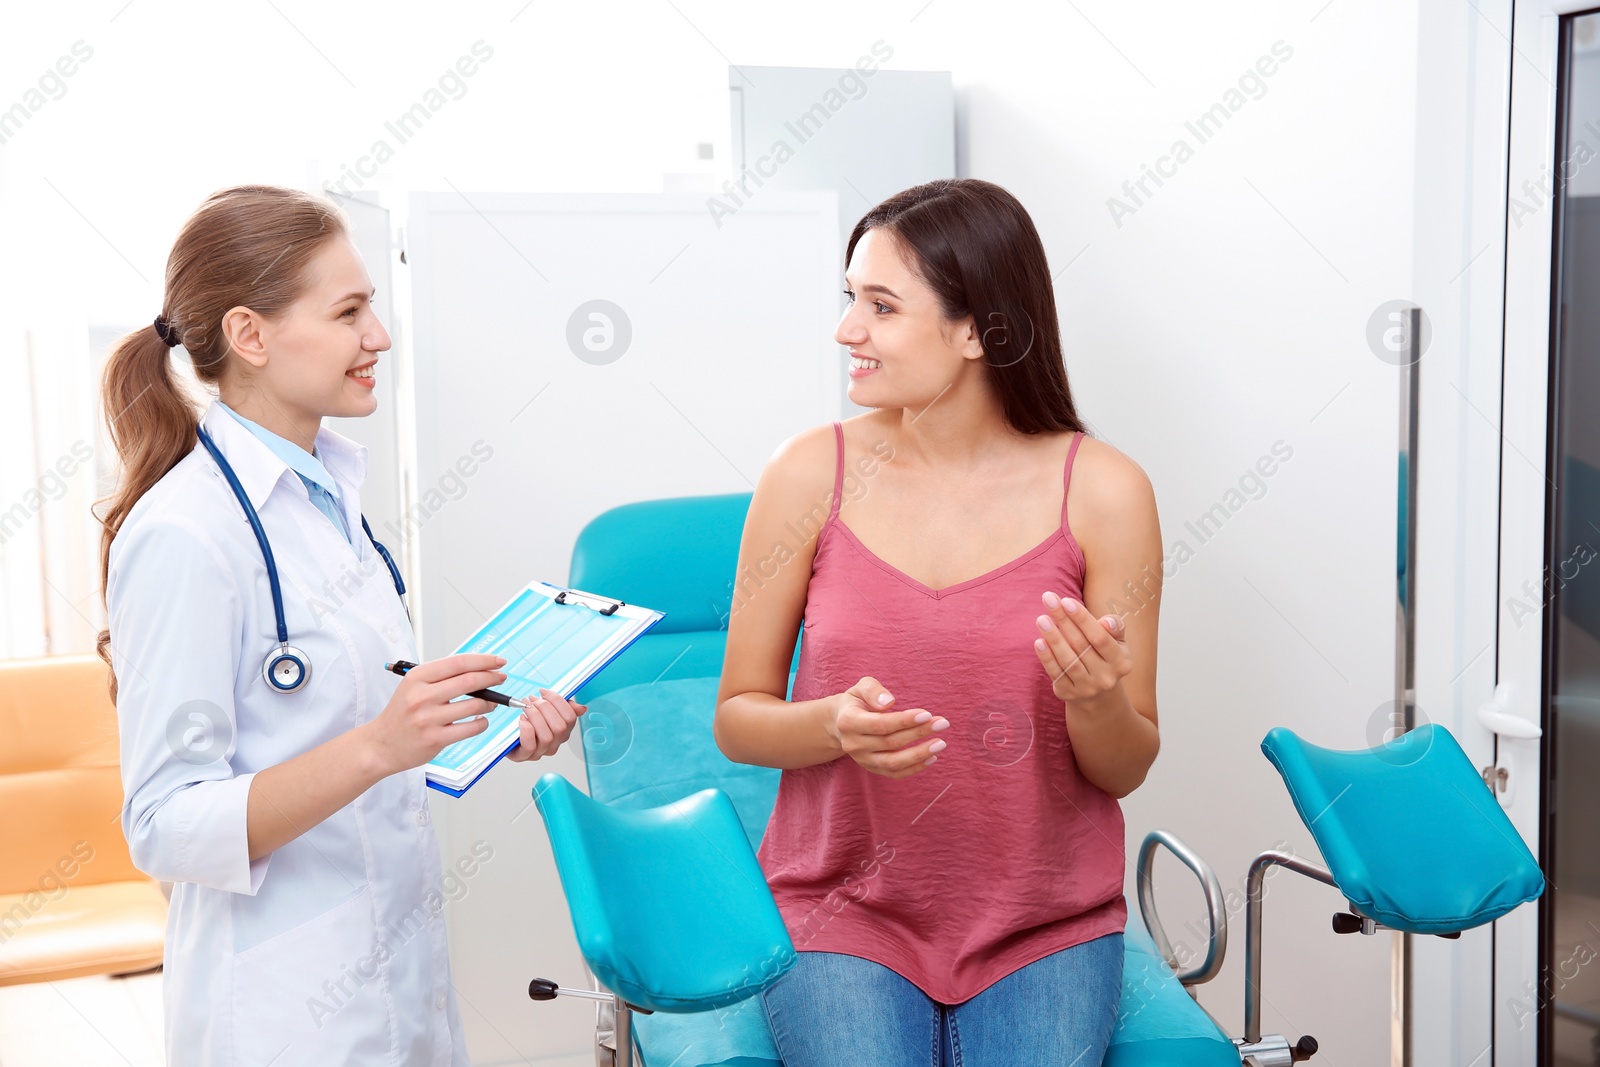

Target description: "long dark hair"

left=95, top=185, right=348, bottom=700
left=846, top=179, right=1083, bottom=435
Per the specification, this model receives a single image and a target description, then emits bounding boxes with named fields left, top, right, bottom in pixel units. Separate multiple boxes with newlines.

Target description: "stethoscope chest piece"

left=263, top=645, right=312, bottom=693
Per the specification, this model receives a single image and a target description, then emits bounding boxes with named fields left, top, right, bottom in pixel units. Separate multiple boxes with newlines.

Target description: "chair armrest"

left=1135, top=829, right=1228, bottom=987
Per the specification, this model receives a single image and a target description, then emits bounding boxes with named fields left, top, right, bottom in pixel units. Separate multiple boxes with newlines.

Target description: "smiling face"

left=218, top=235, right=391, bottom=446
left=835, top=227, right=984, bottom=410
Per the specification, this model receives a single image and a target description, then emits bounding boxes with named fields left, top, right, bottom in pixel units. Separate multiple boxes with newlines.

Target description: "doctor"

left=97, top=185, right=583, bottom=1066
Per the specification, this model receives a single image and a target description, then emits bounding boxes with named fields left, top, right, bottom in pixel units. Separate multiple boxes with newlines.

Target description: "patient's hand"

left=829, top=676, right=950, bottom=779
left=1032, top=590, right=1131, bottom=706
left=505, top=689, right=586, bottom=761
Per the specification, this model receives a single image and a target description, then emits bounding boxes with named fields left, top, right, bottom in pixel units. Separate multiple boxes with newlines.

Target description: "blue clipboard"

left=425, top=580, right=665, bottom=797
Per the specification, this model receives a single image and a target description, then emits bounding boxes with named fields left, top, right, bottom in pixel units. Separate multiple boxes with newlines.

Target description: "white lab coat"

left=108, top=400, right=469, bottom=1066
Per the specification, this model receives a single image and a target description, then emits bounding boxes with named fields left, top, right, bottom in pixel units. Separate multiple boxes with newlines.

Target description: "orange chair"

left=0, top=654, right=167, bottom=984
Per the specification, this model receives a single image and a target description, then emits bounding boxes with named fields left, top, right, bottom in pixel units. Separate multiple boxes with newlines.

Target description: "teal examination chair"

left=525, top=494, right=1547, bottom=1067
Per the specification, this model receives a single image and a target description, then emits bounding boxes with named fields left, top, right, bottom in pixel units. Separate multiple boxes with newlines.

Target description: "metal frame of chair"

left=1136, top=830, right=1329, bottom=1066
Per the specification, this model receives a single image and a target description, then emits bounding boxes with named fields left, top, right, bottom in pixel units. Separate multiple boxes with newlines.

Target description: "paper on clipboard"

left=424, top=580, right=664, bottom=796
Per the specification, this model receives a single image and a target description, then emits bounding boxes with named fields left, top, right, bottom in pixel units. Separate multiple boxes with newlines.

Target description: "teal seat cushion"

left=576, top=631, right=733, bottom=697
left=624, top=895, right=1240, bottom=1067
left=576, top=676, right=781, bottom=854
left=1105, top=901, right=1239, bottom=1066
left=533, top=774, right=797, bottom=1013
left=1260, top=723, right=1544, bottom=934
left=633, top=995, right=782, bottom=1067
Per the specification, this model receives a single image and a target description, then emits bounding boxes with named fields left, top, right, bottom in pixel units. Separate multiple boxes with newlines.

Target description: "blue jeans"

left=760, top=932, right=1123, bottom=1067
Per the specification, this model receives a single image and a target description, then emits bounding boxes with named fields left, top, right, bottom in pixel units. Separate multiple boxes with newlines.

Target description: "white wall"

left=0, top=2, right=1443, bottom=1065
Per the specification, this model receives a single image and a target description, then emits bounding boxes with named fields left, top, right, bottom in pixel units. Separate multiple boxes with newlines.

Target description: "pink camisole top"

left=755, top=422, right=1127, bottom=1004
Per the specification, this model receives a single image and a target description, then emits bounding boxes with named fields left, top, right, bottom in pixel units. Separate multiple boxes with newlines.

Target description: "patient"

left=714, top=178, right=1163, bottom=1066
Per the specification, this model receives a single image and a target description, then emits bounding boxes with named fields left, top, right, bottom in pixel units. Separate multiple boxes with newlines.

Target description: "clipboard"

left=424, top=580, right=665, bottom=796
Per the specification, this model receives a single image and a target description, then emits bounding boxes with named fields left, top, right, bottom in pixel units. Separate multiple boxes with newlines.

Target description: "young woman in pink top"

left=714, top=179, right=1163, bottom=1065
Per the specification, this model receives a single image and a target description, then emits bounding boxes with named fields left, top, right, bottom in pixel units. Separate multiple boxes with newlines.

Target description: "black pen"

left=384, top=660, right=531, bottom=709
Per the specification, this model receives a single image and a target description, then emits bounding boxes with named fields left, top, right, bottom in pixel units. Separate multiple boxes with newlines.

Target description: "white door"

left=324, top=192, right=415, bottom=593
left=1499, top=3, right=1600, bottom=1065
left=405, top=190, right=841, bottom=1063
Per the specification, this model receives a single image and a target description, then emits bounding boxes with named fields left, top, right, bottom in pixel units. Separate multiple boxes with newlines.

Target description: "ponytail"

left=95, top=185, right=348, bottom=702
left=95, top=325, right=199, bottom=696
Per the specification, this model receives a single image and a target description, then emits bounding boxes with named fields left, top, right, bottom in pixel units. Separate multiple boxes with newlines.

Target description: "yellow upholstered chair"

left=0, top=654, right=167, bottom=984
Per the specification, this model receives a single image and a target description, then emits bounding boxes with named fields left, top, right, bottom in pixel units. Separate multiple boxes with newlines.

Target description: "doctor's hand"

left=1033, top=591, right=1132, bottom=705
left=504, top=689, right=585, bottom=762
left=828, top=676, right=950, bottom=780
left=364, top=654, right=507, bottom=777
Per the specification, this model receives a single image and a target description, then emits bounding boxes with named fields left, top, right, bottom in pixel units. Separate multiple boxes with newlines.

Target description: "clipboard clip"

left=554, top=587, right=626, bottom=616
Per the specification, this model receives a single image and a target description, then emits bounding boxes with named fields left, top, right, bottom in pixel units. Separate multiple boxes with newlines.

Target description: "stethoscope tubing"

left=197, top=423, right=293, bottom=646
left=195, top=421, right=407, bottom=694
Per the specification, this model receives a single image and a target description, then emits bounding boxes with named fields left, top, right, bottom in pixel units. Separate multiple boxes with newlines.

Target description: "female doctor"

left=97, top=184, right=583, bottom=1066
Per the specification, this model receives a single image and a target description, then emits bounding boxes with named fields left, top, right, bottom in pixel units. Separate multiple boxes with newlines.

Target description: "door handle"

left=1476, top=683, right=1541, bottom=804
left=1478, top=683, right=1542, bottom=738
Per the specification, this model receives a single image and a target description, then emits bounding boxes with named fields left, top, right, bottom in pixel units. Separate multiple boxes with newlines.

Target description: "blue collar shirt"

left=216, top=400, right=353, bottom=546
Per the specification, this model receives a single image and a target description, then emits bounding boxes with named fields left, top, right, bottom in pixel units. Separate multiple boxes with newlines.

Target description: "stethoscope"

left=195, top=423, right=407, bottom=695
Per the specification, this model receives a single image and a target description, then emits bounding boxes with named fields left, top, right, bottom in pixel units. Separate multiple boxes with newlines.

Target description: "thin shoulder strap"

left=828, top=421, right=846, bottom=523
left=1061, top=431, right=1085, bottom=527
